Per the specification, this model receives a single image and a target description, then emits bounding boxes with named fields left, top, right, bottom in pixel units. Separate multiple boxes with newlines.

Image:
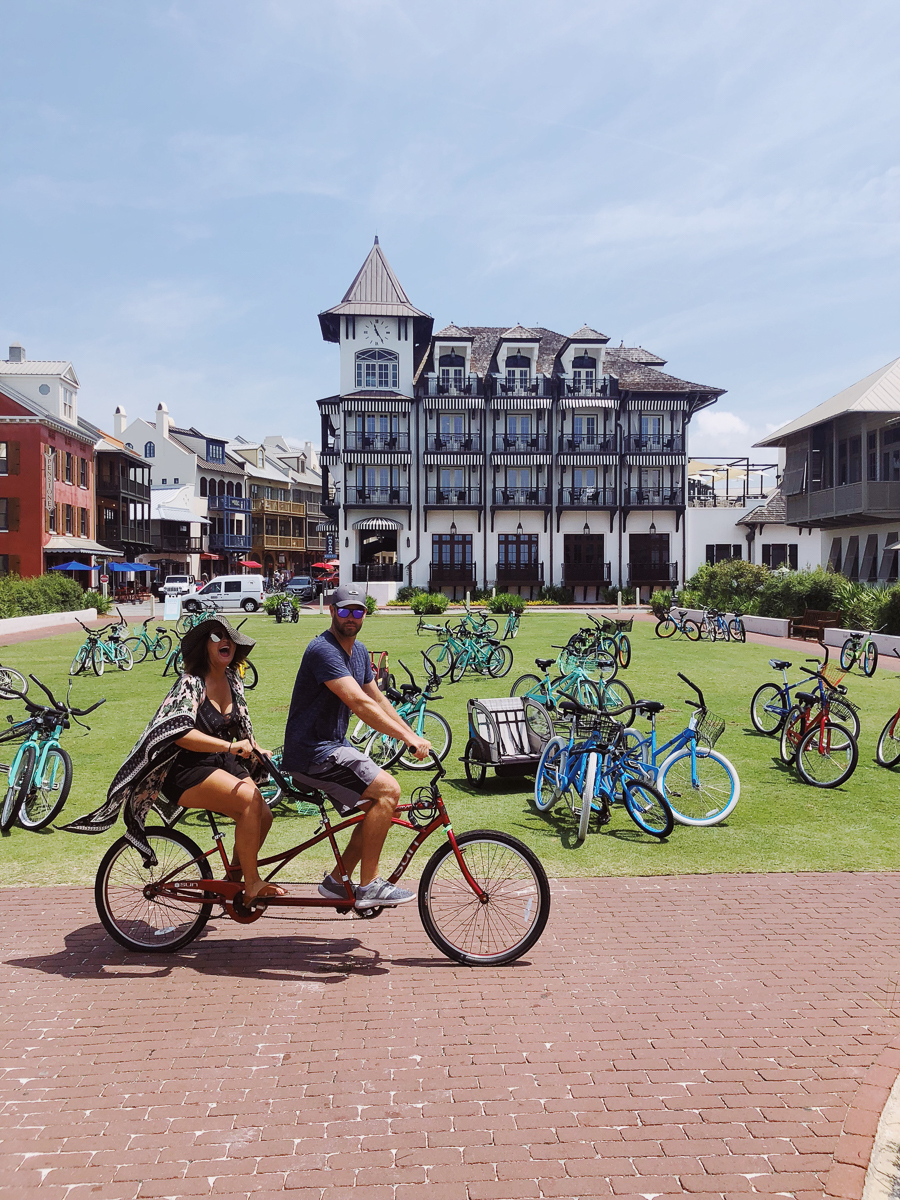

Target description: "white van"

left=183, top=574, right=265, bottom=613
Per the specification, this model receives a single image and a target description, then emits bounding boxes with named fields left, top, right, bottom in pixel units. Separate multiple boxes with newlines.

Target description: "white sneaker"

left=354, top=877, right=416, bottom=909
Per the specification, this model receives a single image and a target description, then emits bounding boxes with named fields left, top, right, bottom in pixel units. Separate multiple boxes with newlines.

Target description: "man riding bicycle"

left=282, top=585, right=431, bottom=910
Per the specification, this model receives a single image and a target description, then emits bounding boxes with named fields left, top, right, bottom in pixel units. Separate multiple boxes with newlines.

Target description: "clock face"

left=363, top=319, right=391, bottom=345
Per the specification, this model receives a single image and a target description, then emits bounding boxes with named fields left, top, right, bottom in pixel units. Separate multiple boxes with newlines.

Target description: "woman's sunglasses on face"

left=208, top=632, right=233, bottom=645
left=335, top=606, right=367, bottom=619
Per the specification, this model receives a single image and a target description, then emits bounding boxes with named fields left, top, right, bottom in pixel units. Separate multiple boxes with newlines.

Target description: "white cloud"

left=691, top=409, right=752, bottom=457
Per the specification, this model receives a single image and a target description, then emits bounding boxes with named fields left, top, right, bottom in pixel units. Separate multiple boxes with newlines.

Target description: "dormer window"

left=505, top=352, right=530, bottom=392
left=439, top=350, right=466, bottom=394
left=572, top=354, right=596, bottom=395
left=62, top=388, right=75, bottom=419
left=356, top=349, right=399, bottom=390
left=206, top=441, right=225, bottom=463
left=144, top=441, right=155, bottom=458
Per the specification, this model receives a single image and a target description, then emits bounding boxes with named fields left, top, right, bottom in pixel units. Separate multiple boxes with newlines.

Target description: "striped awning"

left=343, top=452, right=410, bottom=465
left=559, top=396, right=617, bottom=409
left=423, top=396, right=486, bottom=410
left=316, top=522, right=338, bottom=534
left=489, top=453, right=550, bottom=467
left=320, top=401, right=340, bottom=415
left=626, top=398, right=688, bottom=410
left=624, top=454, right=684, bottom=467
left=352, top=517, right=404, bottom=531
left=424, top=454, right=483, bottom=467
left=490, top=396, right=552, bottom=410
left=557, top=453, right=618, bottom=466
left=343, top=398, right=412, bottom=413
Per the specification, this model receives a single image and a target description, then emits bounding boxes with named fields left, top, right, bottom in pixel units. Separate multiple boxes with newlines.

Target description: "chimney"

left=114, top=406, right=127, bottom=438
left=156, top=401, right=171, bottom=439
left=7, top=344, right=24, bottom=363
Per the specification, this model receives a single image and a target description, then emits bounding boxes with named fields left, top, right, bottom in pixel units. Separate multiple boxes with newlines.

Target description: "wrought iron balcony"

left=492, top=434, right=549, bottom=453
left=558, top=435, right=617, bottom=453
left=209, top=532, right=252, bottom=552
left=426, top=433, right=482, bottom=453
left=492, top=487, right=549, bottom=505
left=560, top=375, right=615, bottom=397
left=624, top=487, right=684, bottom=506
left=623, top=434, right=685, bottom=453
left=154, top=534, right=207, bottom=553
left=627, top=561, right=679, bottom=586
left=208, top=495, right=252, bottom=513
left=558, top=487, right=617, bottom=506
left=495, top=561, right=544, bottom=584
left=344, top=432, right=409, bottom=452
left=429, top=562, right=476, bottom=585
left=426, top=488, right=482, bottom=505
left=352, top=562, right=404, bottom=582
left=422, top=375, right=482, bottom=397
left=344, top=486, right=410, bottom=505
left=492, top=376, right=553, bottom=398
left=562, top=561, right=612, bottom=585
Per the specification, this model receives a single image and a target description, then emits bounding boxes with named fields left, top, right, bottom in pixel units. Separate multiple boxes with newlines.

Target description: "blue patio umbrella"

left=109, top=562, right=158, bottom=571
left=50, top=561, right=92, bottom=571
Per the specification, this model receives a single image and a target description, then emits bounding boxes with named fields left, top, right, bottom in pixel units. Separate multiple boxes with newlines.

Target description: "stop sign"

left=99, top=574, right=109, bottom=584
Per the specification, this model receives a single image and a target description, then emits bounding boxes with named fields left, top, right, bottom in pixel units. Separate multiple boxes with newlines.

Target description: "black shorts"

left=162, top=751, right=251, bottom=806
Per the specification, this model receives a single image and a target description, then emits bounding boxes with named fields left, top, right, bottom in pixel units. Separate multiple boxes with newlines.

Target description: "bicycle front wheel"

left=827, top=695, right=861, bottom=739
left=656, top=746, right=740, bottom=826
left=728, top=619, right=746, bottom=644
left=780, top=705, right=805, bottom=764
left=864, top=642, right=878, bottom=677
left=91, top=643, right=105, bottom=676
left=152, top=633, right=173, bottom=660
left=241, top=660, right=258, bottom=690
left=599, top=678, right=635, bottom=726
left=19, top=746, right=73, bottom=830
left=796, top=722, right=858, bottom=788
left=364, top=729, right=405, bottom=770
left=69, top=645, right=89, bottom=676
left=424, top=642, right=455, bottom=680
left=95, top=828, right=214, bottom=952
left=621, top=778, right=674, bottom=838
left=397, top=710, right=452, bottom=769
left=534, top=736, right=568, bottom=812
left=617, top=636, right=631, bottom=669
left=877, top=714, right=900, bottom=768
left=0, top=666, right=27, bottom=696
left=0, top=743, right=36, bottom=831
left=750, top=683, right=786, bottom=735
left=683, top=619, right=701, bottom=642
left=116, top=645, right=134, bottom=672
left=487, top=645, right=513, bottom=678
left=123, top=636, right=148, bottom=664
left=449, top=648, right=471, bottom=683
left=577, top=753, right=596, bottom=844
left=418, top=830, right=550, bottom=966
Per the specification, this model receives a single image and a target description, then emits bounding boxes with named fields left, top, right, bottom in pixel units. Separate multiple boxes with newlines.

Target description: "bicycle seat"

left=795, top=691, right=818, bottom=706
left=559, top=700, right=589, bottom=716
left=637, top=701, right=665, bottom=715
left=385, top=687, right=403, bottom=703
left=487, top=638, right=499, bottom=647
left=156, top=627, right=168, bottom=634
left=770, top=659, right=792, bottom=670
left=535, top=658, right=555, bottom=670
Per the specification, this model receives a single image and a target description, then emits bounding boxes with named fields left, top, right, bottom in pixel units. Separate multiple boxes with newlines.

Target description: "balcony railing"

left=352, top=562, right=404, bottom=582
left=493, top=487, right=549, bottom=505
left=209, top=532, right=253, bottom=552
left=560, top=375, right=615, bottom=397
left=344, top=432, right=410, bottom=452
left=558, top=436, right=617, bottom=453
left=250, top=498, right=306, bottom=515
left=624, top=488, right=684, bottom=506
left=492, top=376, right=553, bottom=398
left=260, top=535, right=305, bottom=551
left=422, top=375, right=482, bottom=397
left=426, top=488, right=482, bottom=505
left=496, top=562, right=544, bottom=583
left=623, top=434, right=685, bottom=453
left=627, top=561, right=679, bottom=586
left=559, top=487, right=617, bottom=506
left=426, top=433, right=482, bottom=453
left=492, top=434, right=549, bottom=453
left=344, top=486, right=410, bottom=505
left=97, top=478, right=151, bottom=500
left=207, top=495, right=252, bottom=513
left=155, top=534, right=207, bottom=553
left=429, top=562, right=476, bottom=585
left=562, top=562, right=612, bottom=585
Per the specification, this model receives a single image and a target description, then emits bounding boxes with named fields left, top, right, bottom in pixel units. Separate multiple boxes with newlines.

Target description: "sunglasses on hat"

left=335, top=606, right=367, bottom=619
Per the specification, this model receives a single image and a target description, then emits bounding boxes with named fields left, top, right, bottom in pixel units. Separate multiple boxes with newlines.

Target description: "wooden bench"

left=790, top=610, right=841, bottom=640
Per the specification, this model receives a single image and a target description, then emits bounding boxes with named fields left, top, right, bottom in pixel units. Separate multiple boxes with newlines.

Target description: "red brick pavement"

left=3, top=873, right=900, bottom=1199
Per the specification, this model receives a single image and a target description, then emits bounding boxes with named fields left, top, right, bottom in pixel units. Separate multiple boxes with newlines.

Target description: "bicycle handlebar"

left=676, top=672, right=705, bottom=711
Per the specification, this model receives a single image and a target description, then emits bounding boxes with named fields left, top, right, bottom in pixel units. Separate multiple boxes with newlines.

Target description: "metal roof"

left=44, top=536, right=124, bottom=555
left=0, top=360, right=79, bottom=384
left=755, top=357, right=900, bottom=447
left=321, top=239, right=428, bottom=319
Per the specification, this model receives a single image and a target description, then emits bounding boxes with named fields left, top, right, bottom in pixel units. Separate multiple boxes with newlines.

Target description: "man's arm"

left=325, top=675, right=430, bottom=756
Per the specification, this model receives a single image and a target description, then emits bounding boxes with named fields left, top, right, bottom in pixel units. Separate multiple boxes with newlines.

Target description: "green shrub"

left=681, top=560, right=770, bottom=613
left=409, top=591, right=449, bottom=615
left=487, top=593, right=526, bottom=614
left=365, top=594, right=378, bottom=615
left=650, top=589, right=673, bottom=618
left=83, top=589, right=112, bottom=615
left=0, top=573, right=86, bottom=619
left=396, top=584, right=426, bottom=603
left=537, top=584, right=574, bottom=605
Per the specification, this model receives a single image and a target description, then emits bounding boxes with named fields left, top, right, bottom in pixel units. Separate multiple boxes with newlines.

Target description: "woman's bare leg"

left=178, top=769, right=285, bottom=902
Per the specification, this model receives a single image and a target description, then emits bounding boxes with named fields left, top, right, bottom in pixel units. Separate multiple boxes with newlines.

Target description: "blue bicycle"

left=620, top=674, right=740, bottom=826
left=749, top=650, right=860, bottom=739
left=534, top=701, right=673, bottom=844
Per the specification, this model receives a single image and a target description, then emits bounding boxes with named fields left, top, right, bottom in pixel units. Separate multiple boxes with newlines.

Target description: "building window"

left=571, top=354, right=596, bottom=394
left=705, top=544, right=742, bottom=564
left=0, top=555, right=8, bottom=576
left=235, top=482, right=242, bottom=498
left=432, top=533, right=472, bottom=566
left=498, top=533, right=539, bottom=567
left=48, top=505, right=57, bottom=533
left=0, top=443, right=8, bottom=476
left=0, top=499, right=7, bottom=532
left=439, top=351, right=466, bottom=393
left=762, top=544, right=798, bottom=570
left=206, top=442, right=225, bottom=463
left=103, top=506, right=115, bottom=523
left=80, top=456, right=87, bottom=487
left=62, top=388, right=74, bottom=419
left=79, top=507, right=87, bottom=536
left=144, top=441, right=155, bottom=458
left=65, top=504, right=73, bottom=535
left=65, top=452, right=73, bottom=483
left=161, top=478, right=167, bottom=484
left=173, top=477, right=179, bottom=484
left=504, top=352, right=530, bottom=393
left=200, top=477, right=208, bottom=497
left=868, top=432, right=878, bottom=481
left=355, top=349, right=399, bottom=390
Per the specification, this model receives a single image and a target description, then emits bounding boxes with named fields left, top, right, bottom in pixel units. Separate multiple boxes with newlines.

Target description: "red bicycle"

left=94, top=752, right=551, bottom=966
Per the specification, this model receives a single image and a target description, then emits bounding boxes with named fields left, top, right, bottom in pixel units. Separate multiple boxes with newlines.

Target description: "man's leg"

left=333, top=770, right=400, bottom=886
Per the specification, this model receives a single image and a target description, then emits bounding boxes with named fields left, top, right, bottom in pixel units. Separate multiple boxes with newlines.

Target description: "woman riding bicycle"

left=63, top=617, right=283, bottom=906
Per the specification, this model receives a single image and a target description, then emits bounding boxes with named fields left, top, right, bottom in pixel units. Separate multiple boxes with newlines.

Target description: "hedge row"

left=0, top=574, right=94, bottom=620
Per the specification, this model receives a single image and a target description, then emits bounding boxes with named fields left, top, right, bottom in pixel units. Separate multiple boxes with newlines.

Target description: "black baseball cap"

left=327, top=585, right=367, bottom=609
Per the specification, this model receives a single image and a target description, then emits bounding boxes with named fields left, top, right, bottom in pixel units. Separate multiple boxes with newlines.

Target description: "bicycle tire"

left=424, top=642, right=455, bottom=680
left=19, top=746, right=72, bottom=830
left=91, top=643, right=105, bottom=677
left=577, top=752, right=596, bottom=844
left=417, top=830, right=550, bottom=966
left=241, top=660, right=258, bottom=690
left=750, top=683, right=787, bottom=735
left=152, top=633, right=173, bottom=660
left=69, top=645, right=90, bottom=676
left=449, top=646, right=471, bottom=684
left=617, top=636, right=631, bottom=670
left=621, top=778, right=674, bottom=838
left=655, top=617, right=676, bottom=639
left=534, top=736, right=568, bottom=812
left=840, top=639, right=856, bottom=672
left=364, top=729, right=406, bottom=771
left=487, top=645, right=513, bottom=678
left=397, top=710, right=452, bottom=769
left=0, top=666, right=28, bottom=696
left=479, top=617, right=499, bottom=635
left=0, top=743, right=35, bottom=831
left=864, top=642, right=878, bottom=677
left=116, top=645, right=134, bottom=672
left=599, top=678, right=635, bottom=726
left=796, top=721, right=858, bottom=788
left=123, top=636, right=148, bottom=664
left=463, top=738, right=487, bottom=788
left=656, top=746, right=740, bottom=826
left=728, top=619, right=746, bottom=644
left=876, top=713, right=900, bottom=768
left=683, top=619, right=701, bottom=642
left=780, top=705, right=805, bottom=764
left=95, top=827, right=214, bottom=952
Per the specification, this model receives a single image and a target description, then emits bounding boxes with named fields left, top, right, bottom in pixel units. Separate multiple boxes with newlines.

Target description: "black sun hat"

left=180, top=616, right=256, bottom=671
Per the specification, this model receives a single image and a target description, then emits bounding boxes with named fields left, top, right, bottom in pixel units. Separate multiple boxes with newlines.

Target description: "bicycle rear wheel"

left=839, top=639, right=856, bottom=672
left=877, top=713, right=900, bottom=768
left=750, top=683, right=786, bottom=735
left=827, top=695, right=860, bottom=739
left=424, top=642, right=455, bottom=680
left=0, top=743, right=36, bottom=831
left=18, top=746, right=72, bottom=830
left=91, top=644, right=106, bottom=676
left=0, top=666, right=27, bottom=696
left=95, top=828, right=214, bottom=952
left=417, top=830, right=550, bottom=965
left=683, top=619, right=701, bottom=642
left=241, top=660, right=258, bottom=690
left=656, top=746, right=740, bottom=826
left=123, top=636, right=148, bottom=664
left=116, top=645, right=134, bottom=671
left=864, top=642, right=878, bottom=677
left=728, top=619, right=746, bottom=644
left=397, top=710, right=452, bottom=769
left=487, top=645, right=513, bottom=678
left=621, top=778, right=674, bottom=838
left=617, top=636, right=631, bottom=669
left=599, top=678, right=635, bottom=726
left=534, top=737, right=568, bottom=812
left=152, top=633, right=173, bottom=660
left=364, top=729, right=405, bottom=770
left=510, top=673, right=542, bottom=700
left=655, top=618, right=676, bottom=639
left=796, top=722, right=858, bottom=788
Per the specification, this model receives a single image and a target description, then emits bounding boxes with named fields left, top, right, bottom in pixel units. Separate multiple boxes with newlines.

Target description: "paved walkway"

left=3, top=874, right=900, bottom=1199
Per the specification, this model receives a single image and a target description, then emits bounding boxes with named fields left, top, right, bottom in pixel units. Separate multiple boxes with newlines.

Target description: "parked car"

left=158, top=574, right=195, bottom=599
left=283, top=575, right=317, bottom=602
left=183, top=574, right=265, bottom=613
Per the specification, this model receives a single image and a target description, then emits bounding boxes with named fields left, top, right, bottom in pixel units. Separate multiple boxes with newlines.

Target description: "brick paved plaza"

left=3, top=873, right=900, bottom=1199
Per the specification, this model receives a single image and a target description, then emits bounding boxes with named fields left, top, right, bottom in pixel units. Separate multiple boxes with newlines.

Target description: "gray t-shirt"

left=282, top=630, right=374, bottom=772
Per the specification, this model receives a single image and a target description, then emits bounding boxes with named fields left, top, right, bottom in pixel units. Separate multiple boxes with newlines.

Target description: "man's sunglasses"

left=335, top=606, right=367, bottom=619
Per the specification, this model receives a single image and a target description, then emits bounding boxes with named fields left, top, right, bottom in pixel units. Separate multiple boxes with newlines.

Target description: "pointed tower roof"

left=500, top=324, right=540, bottom=340
left=568, top=324, right=610, bottom=343
left=321, top=238, right=429, bottom=319
left=434, top=323, right=474, bottom=340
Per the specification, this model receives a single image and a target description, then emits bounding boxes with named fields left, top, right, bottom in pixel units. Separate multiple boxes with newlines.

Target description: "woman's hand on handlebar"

left=230, top=738, right=256, bottom=760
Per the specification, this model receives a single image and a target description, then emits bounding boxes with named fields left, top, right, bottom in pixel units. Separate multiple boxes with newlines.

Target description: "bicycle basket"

left=614, top=617, right=634, bottom=633
left=574, top=709, right=622, bottom=747
left=693, top=710, right=726, bottom=749
left=821, top=663, right=846, bottom=688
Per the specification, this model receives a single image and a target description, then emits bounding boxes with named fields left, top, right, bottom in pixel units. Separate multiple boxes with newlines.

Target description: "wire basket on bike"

left=820, top=662, right=846, bottom=688
left=602, top=616, right=634, bottom=633
left=692, top=709, right=726, bottom=749
left=573, top=709, right=622, bottom=748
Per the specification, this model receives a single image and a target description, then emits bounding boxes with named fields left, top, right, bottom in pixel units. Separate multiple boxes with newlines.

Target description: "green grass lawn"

left=2, top=611, right=900, bottom=887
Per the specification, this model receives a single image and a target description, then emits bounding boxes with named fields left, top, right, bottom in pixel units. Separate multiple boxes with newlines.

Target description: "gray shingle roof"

left=569, top=325, right=610, bottom=342
left=738, top=490, right=786, bottom=526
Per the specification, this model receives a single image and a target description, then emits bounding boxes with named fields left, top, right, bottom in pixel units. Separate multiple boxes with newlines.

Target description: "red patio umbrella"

left=238, top=559, right=263, bottom=568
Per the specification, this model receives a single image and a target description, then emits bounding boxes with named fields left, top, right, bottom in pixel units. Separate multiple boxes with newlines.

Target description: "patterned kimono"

left=62, top=667, right=265, bottom=866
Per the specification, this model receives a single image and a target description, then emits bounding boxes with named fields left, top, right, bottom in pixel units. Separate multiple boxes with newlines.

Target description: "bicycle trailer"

left=462, top=696, right=552, bottom=788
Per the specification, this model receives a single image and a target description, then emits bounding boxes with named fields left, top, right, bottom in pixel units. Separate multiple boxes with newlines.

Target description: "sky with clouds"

left=2, top=0, right=899, bottom=459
